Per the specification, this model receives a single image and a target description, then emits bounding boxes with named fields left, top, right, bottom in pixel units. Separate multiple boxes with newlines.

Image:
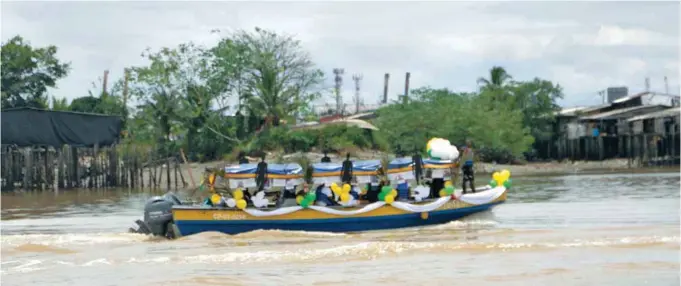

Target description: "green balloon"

left=301, top=198, right=311, bottom=208
left=378, top=192, right=387, bottom=201
left=489, top=180, right=498, bottom=187
left=306, top=192, right=317, bottom=201
left=444, top=185, right=454, bottom=195
left=381, top=186, right=393, bottom=194
left=503, top=179, right=512, bottom=189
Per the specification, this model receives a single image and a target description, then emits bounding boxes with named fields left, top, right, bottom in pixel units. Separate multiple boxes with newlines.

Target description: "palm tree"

left=477, top=66, right=513, bottom=102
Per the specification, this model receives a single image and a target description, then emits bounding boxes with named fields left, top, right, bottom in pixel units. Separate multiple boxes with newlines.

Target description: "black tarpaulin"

left=1, top=107, right=123, bottom=147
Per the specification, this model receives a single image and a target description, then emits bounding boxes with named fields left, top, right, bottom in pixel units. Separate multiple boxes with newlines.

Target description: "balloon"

left=384, top=195, right=395, bottom=204
left=381, top=186, right=393, bottom=194
left=342, top=184, right=351, bottom=194
left=226, top=198, right=236, bottom=208
left=296, top=195, right=304, bottom=205
left=492, top=172, right=502, bottom=182
left=444, top=181, right=452, bottom=187
left=233, top=189, right=244, bottom=200
left=330, top=183, right=341, bottom=195
left=501, top=169, right=511, bottom=181
left=340, top=193, right=350, bottom=202
left=300, top=198, right=311, bottom=208
left=210, top=193, right=222, bottom=205
left=389, top=189, right=397, bottom=197
left=446, top=186, right=455, bottom=195
left=208, top=174, right=215, bottom=185
left=439, top=189, right=446, bottom=197
left=305, top=192, right=317, bottom=202
left=503, top=179, right=512, bottom=189
left=489, top=180, right=498, bottom=188
left=236, top=199, right=247, bottom=210
left=378, top=192, right=387, bottom=201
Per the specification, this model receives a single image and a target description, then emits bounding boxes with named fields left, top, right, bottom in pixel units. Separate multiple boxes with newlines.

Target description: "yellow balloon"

left=210, top=193, right=222, bottom=205
left=342, top=184, right=351, bottom=194
left=233, top=189, right=244, bottom=200
left=384, top=195, right=395, bottom=204
left=439, top=189, right=446, bottom=197
left=390, top=189, right=397, bottom=197
left=340, top=193, right=350, bottom=202
left=330, top=183, right=341, bottom=195
left=500, top=169, right=511, bottom=180
left=296, top=195, right=304, bottom=205
left=444, top=181, right=453, bottom=187
left=236, top=199, right=247, bottom=210
left=208, top=173, right=215, bottom=185
left=492, top=172, right=502, bottom=182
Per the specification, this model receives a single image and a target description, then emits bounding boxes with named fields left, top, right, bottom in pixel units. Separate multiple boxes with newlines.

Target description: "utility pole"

left=102, top=70, right=110, bottom=95
left=598, top=90, right=606, bottom=104
left=403, top=72, right=411, bottom=104
left=352, top=74, right=363, bottom=113
left=122, top=68, right=129, bottom=108
left=645, top=77, right=651, bottom=92
left=382, top=73, right=390, bottom=105
left=664, top=76, right=669, bottom=94
left=333, top=68, right=345, bottom=115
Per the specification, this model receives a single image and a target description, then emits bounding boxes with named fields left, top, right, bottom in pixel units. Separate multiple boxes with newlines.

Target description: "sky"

left=2, top=1, right=679, bottom=111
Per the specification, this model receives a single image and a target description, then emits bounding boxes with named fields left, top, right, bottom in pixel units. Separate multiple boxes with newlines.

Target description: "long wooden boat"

left=131, top=157, right=509, bottom=238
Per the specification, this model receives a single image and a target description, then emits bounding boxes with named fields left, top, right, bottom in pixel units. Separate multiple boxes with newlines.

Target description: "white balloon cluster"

left=412, top=185, right=430, bottom=202
left=426, top=138, right=460, bottom=160
left=252, top=191, right=270, bottom=208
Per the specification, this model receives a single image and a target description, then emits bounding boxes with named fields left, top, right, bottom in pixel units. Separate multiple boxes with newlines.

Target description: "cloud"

left=1, top=1, right=678, bottom=109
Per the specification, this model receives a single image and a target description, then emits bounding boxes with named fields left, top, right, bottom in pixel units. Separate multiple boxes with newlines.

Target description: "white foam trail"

left=1, top=233, right=151, bottom=247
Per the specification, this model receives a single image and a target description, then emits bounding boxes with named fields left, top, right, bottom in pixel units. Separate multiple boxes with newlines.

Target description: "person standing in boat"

left=460, top=139, right=476, bottom=194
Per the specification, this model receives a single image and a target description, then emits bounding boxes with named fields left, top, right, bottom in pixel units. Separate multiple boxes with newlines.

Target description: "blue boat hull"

left=174, top=201, right=503, bottom=236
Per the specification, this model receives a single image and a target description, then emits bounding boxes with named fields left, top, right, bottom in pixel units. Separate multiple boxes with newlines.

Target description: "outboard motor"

left=131, top=192, right=182, bottom=238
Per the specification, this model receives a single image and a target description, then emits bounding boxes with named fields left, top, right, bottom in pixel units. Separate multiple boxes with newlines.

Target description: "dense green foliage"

left=1, top=30, right=563, bottom=163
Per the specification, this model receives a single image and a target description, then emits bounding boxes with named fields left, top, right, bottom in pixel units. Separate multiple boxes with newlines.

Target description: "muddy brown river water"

left=1, top=171, right=679, bottom=286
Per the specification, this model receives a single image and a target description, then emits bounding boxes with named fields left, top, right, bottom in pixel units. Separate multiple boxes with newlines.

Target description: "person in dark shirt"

left=321, top=151, right=331, bottom=163
left=460, top=139, right=476, bottom=194
left=238, top=151, right=249, bottom=164
left=340, top=153, right=353, bottom=184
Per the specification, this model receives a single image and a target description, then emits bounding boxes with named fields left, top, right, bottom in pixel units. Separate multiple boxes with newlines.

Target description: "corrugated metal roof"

left=612, top=92, right=649, bottom=104
left=579, top=105, right=666, bottom=120
left=627, top=107, right=680, bottom=122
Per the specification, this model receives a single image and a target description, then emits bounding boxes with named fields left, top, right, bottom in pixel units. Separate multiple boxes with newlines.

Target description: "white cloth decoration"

left=309, top=202, right=386, bottom=216
left=233, top=187, right=506, bottom=217
left=391, top=196, right=451, bottom=213
left=457, top=187, right=505, bottom=205
left=226, top=198, right=236, bottom=208
left=252, top=191, right=270, bottom=208
left=412, top=185, right=430, bottom=202
left=356, top=176, right=372, bottom=184
left=242, top=206, right=303, bottom=217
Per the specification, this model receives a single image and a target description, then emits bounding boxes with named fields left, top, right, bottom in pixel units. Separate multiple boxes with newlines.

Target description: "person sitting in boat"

left=321, top=151, right=331, bottom=163
left=314, top=183, right=336, bottom=206
left=238, top=151, right=249, bottom=164
left=460, top=139, right=476, bottom=194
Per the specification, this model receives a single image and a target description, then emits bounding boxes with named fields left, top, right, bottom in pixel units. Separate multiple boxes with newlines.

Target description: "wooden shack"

left=1, top=107, right=122, bottom=191
left=626, top=107, right=680, bottom=166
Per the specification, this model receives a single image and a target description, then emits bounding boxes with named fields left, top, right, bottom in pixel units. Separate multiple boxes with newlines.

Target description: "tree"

left=1, top=35, right=70, bottom=109
left=229, top=27, right=325, bottom=128
left=375, top=87, right=534, bottom=162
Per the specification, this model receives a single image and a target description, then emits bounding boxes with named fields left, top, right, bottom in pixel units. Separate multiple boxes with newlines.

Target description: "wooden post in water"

left=23, top=148, right=32, bottom=190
